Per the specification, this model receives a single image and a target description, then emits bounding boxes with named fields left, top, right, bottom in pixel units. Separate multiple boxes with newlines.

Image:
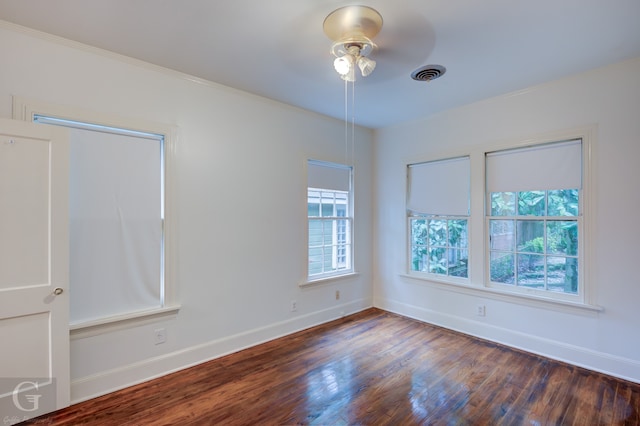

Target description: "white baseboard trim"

left=375, top=297, right=640, bottom=384
left=71, top=299, right=371, bottom=404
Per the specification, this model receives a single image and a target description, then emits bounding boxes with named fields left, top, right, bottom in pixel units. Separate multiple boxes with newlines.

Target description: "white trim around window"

left=406, top=156, right=471, bottom=283
left=13, top=96, right=180, bottom=332
left=403, top=126, right=600, bottom=313
left=305, top=159, right=354, bottom=285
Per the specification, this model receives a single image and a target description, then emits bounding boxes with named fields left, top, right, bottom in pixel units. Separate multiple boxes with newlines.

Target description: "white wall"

left=374, top=57, right=640, bottom=382
left=0, top=22, right=374, bottom=401
left=2, top=17, right=639, bottom=404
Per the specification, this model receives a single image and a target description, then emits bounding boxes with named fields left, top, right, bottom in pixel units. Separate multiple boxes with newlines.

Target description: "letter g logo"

left=12, top=381, right=42, bottom=412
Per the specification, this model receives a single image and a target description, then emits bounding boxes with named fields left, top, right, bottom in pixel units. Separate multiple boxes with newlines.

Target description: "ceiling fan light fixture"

left=324, top=5, right=383, bottom=81
left=357, top=56, right=376, bottom=77
left=334, top=54, right=354, bottom=75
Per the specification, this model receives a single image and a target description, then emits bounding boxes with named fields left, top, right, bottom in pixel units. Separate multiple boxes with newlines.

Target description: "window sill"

left=400, top=274, right=603, bottom=315
left=300, top=272, right=360, bottom=287
left=70, top=305, right=181, bottom=339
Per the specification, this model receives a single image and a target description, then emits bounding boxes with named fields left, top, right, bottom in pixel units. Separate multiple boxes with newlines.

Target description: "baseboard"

left=376, top=297, right=640, bottom=384
left=71, top=298, right=371, bottom=403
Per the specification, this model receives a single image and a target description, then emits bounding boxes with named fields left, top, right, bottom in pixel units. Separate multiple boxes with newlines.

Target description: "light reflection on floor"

left=304, top=357, right=356, bottom=424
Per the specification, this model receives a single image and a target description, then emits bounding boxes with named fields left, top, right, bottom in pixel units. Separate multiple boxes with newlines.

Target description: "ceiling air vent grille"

left=411, top=65, right=446, bottom=82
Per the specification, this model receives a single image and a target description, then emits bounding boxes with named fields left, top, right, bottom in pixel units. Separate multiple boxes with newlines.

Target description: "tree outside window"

left=489, top=189, right=579, bottom=294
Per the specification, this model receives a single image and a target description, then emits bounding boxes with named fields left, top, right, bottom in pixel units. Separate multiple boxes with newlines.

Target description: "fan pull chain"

left=351, top=79, right=355, bottom=169
left=344, top=78, right=349, bottom=165
left=343, top=79, right=357, bottom=166
left=343, top=79, right=356, bottom=195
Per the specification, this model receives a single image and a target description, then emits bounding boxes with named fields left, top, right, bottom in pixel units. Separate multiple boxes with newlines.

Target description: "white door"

left=0, top=118, right=70, bottom=423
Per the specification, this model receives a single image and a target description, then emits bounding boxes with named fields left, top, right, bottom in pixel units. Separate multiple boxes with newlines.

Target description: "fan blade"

left=367, top=11, right=436, bottom=81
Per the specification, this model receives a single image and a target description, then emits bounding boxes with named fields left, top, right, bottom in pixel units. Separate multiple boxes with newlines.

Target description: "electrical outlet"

left=335, top=290, right=340, bottom=300
left=154, top=328, right=166, bottom=345
left=476, top=305, right=486, bottom=317
left=291, top=300, right=297, bottom=312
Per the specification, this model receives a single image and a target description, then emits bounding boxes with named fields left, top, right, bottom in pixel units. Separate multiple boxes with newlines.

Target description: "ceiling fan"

left=322, top=4, right=443, bottom=83
left=323, top=5, right=383, bottom=82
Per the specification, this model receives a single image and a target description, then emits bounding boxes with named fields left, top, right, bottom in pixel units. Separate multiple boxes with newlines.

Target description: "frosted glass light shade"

left=357, top=56, right=376, bottom=76
left=340, top=66, right=356, bottom=82
left=334, top=55, right=354, bottom=75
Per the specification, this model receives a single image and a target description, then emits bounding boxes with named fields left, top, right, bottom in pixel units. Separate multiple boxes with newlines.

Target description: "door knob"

left=53, top=287, right=64, bottom=296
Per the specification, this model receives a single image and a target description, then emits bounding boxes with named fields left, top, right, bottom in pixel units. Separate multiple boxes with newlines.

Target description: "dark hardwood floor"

left=28, top=308, right=640, bottom=425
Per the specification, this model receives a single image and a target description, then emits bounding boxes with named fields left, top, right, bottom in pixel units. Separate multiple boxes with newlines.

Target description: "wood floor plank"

left=25, top=308, right=640, bottom=425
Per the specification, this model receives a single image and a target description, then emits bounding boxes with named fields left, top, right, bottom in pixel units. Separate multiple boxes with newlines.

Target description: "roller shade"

left=34, top=115, right=163, bottom=324
left=407, top=156, right=470, bottom=216
left=308, top=160, right=351, bottom=191
left=486, top=139, right=582, bottom=192
left=69, top=127, right=162, bottom=323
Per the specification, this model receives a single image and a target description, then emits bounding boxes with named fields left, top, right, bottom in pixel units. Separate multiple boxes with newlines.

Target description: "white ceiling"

left=1, top=0, right=639, bottom=129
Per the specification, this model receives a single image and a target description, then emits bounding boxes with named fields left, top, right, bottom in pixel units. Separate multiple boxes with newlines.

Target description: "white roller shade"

left=486, top=139, right=582, bottom=192
left=68, top=127, right=162, bottom=324
left=407, top=156, right=470, bottom=216
left=69, top=127, right=163, bottom=323
left=308, top=160, right=351, bottom=191
left=34, top=115, right=164, bottom=325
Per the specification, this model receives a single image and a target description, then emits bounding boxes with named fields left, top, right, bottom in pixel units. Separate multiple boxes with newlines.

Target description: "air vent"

left=411, top=65, right=446, bottom=82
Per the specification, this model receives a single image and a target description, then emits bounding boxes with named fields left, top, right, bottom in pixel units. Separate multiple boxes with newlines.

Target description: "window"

left=22, top=107, right=178, bottom=328
left=407, top=157, right=470, bottom=280
left=404, top=134, right=592, bottom=308
left=486, top=139, right=582, bottom=299
left=307, top=160, right=353, bottom=279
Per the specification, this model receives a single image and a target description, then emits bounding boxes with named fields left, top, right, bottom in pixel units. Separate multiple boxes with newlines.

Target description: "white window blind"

left=308, top=160, right=351, bottom=191
left=34, top=115, right=163, bottom=324
left=407, top=156, right=470, bottom=216
left=486, top=139, right=582, bottom=192
left=69, top=127, right=162, bottom=324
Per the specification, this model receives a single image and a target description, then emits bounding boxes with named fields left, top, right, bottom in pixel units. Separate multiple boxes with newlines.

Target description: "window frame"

left=406, top=156, right=471, bottom=285
left=13, top=97, right=180, bottom=334
left=306, top=160, right=354, bottom=283
left=484, top=138, right=586, bottom=303
left=403, top=127, right=597, bottom=311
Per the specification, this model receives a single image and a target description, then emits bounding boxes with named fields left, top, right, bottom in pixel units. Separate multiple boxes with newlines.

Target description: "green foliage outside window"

left=411, top=218, right=468, bottom=278
left=489, top=189, right=579, bottom=294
